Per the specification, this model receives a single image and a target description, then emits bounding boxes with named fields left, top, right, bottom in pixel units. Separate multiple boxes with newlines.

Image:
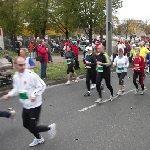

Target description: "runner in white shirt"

left=113, top=48, right=129, bottom=95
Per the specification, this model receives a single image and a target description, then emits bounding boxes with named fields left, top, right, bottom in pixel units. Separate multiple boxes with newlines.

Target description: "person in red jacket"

left=71, top=43, right=79, bottom=59
left=133, top=47, right=145, bottom=95
left=29, top=41, right=36, bottom=59
left=71, top=42, right=80, bottom=69
left=37, top=40, right=48, bottom=78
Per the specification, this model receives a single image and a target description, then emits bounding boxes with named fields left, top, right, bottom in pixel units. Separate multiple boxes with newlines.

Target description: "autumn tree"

left=0, top=0, right=23, bottom=41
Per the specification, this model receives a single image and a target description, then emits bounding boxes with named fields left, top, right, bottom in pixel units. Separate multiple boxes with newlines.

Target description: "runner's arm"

left=102, top=53, right=111, bottom=67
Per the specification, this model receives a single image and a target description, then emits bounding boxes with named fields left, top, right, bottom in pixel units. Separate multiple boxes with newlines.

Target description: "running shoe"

left=95, top=98, right=103, bottom=103
left=75, top=77, right=79, bottom=83
left=134, top=88, right=139, bottom=94
left=29, top=137, right=44, bottom=147
left=10, top=110, right=16, bottom=123
left=84, top=92, right=91, bottom=97
left=117, top=90, right=122, bottom=95
left=109, top=95, right=115, bottom=101
left=48, top=123, right=56, bottom=140
left=140, top=90, right=144, bottom=95
left=65, top=81, right=71, bottom=85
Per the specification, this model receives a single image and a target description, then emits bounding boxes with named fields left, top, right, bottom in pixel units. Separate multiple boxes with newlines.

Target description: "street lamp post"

left=106, top=0, right=112, bottom=56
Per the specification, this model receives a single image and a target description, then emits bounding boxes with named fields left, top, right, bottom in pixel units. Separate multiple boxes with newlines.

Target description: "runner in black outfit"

left=84, top=46, right=97, bottom=97
left=65, top=46, right=79, bottom=85
left=95, top=44, right=114, bottom=103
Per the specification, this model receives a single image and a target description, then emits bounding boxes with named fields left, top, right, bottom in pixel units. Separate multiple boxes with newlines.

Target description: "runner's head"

left=118, top=48, right=123, bottom=56
left=14, top=56, right=26, bottom=73
left=132, top=44, right=136, bottom=49
left=66, top=45, right=71, bottom=51
left=87, top=46, right=93, bottom=54
left=135, top=47, right=140, bottom=56
left=96, top=44, right=104, bottom=53
left=20, top=48, right=28, bottom=58
left=139, top=41, right=144, bottom=47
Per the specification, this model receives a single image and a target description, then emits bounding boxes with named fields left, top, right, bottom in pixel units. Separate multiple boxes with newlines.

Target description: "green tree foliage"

left=53, top=0, right=123, bottom=42
left=21, top=0, right=55, bottom=38
left=0, top=0, right=23, bottom=40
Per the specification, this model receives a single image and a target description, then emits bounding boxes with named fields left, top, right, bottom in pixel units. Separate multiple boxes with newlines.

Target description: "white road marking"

left=78, top=89, right=146, bottom=112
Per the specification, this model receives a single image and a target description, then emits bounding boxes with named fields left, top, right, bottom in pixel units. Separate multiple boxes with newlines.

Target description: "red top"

left=37, top=45, right=48, bottom=63
left=29, top=42, right=35, bottom=52
left=133, top=56, right=145, bottom=72
left=71, top=45, right=79, bottom=56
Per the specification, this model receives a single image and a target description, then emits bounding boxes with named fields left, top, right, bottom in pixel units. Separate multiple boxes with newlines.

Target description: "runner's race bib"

left=19, top=91, right=29, bottom=100
left=66, top=58, right=71, bottom=64
left=117, top=67, right=124, bottom=72
left=97, top=65, right=103, bottom=72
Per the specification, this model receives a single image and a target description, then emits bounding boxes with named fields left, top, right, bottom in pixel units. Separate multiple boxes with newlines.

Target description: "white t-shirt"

left=113, top=56, right=129, bottom=73
left=25, top=57, right=35, bottom=72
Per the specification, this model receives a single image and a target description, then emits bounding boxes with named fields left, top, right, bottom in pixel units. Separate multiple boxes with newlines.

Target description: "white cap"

left=87, top=46, right=93, bottom=51
left=132, top=44, right=136, bottom=47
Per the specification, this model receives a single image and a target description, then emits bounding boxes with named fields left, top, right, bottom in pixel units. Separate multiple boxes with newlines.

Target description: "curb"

left=0, top=74, right=86, bottom=98
left=0, top=66, right=131, bottom=97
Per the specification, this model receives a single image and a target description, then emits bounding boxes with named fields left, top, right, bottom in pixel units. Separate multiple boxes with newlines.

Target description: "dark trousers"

left=117, top=72, right=127, bottom=85
left=17, top=50, right=20, bottom=56
left=74, top=57, right=80, bottom=69
left=96, top=72, right=113, bottom=98
left=86, top=70, right=97, bottom=91
left=22, top=105, right=50, bottom=139
left=41, top=63, right=47, bottom=78
left=133, top=71, right=144, bottom=90
left=0, top=111, right=11, bottom=118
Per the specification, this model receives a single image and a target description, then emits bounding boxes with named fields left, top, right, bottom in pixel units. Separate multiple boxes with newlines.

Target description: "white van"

left=0, top=28, right=4, bottom=50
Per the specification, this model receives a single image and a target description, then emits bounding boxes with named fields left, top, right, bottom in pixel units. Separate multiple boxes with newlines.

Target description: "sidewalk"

left=34, top=55, right=83, bottom=66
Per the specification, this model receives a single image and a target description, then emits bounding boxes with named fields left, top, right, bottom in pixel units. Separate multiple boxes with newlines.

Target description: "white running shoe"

left=65, top=80, right=71, bottom=85
left=140, top=90, right=144, bottom=95
left=48, top=123, right=56, bottom=140
left=134, top=88, right=139, bottom=94
left=29, top=137, right=44, bottom=147
left=74, top=79, right=78, bottom=83
left=117, top=90, right=122, bottom=95
left=109, top=95, right=114, bottom=101
left=10, top=110, right=16, bottom=123
left=95, top=98, right=103, bottom=103
left=75, top=77, right=79, bottom=83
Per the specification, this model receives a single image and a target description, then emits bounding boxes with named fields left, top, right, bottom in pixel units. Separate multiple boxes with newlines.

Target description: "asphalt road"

left=0, top=69, right=150, bottom=150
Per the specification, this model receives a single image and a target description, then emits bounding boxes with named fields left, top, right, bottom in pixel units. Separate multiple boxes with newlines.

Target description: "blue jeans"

left=31, top=52, right=36, bottom=59
left=48, top=52, right=53, bottom=62
left=41, top=63, right=47, bottom=78
left=0, top=111, right=11, bottom=118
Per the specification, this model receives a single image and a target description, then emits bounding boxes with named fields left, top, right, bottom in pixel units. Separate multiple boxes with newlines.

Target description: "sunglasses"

left=17, top=64, right=25, bottom=67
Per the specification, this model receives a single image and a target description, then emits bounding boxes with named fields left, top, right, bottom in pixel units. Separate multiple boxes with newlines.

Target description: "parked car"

left=78, top=41, right=89, bottom=51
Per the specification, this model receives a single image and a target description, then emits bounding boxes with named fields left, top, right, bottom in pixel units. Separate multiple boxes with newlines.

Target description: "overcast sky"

left=116, top=0, right=150, bottom=22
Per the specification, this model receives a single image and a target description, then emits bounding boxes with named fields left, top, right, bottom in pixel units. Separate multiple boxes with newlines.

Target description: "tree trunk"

left=89, top=27, right=92, bottom=44
left=34, top=30, right=39, bottom=39
left=41, top=28, right=46, bottom=39
left=65, top=30, right=69, bottom=40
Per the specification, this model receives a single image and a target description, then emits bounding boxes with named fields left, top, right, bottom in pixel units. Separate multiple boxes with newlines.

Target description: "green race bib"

left=66, top=59, right=71, bottom=64
left=19, top=92, right=29, bottom=100
left=97, top=65, right=103, bottom=72
left=118, top=67, right=124, bottom=72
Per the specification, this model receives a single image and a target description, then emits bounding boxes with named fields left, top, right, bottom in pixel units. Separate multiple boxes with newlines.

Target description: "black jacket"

left=96, top=52, right=111, bottom=72
left=85, top=53, right=97, bottom=71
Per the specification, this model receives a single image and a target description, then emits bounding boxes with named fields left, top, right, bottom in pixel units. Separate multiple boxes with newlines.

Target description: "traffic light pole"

left=106, top=0, right=112, bottom=56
